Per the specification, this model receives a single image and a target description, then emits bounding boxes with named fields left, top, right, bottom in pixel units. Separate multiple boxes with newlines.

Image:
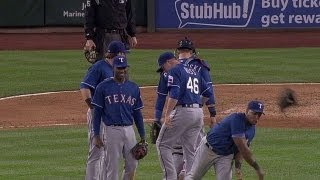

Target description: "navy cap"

left=113, top=55, right=129, bottom=68
left=156, top=52, right=176, bottom=72
left=248, top=100, right=265, bottom=114
left=107, top=41, right=127, bottom=54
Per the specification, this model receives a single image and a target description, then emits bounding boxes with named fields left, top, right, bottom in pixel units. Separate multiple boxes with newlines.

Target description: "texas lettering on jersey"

left=105, top=94, right=136, bottom=106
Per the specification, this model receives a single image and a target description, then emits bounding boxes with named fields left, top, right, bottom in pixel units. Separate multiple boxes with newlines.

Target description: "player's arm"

left=234, top=152, right=244, bottom=180
left=164, top=97, right=178, bottom=127
left=233, top=137, right=264, bottom=180
left=202, top=68, right=217, bottom=126
left=125, top=0, right=136, bottom=38
left=91, top=84, right=104, bottom=148
left=155, top=74, right=169, bottom=123
left=133, top=88, right=146, bottom=141
left=80, top=88, right=93, bottom=109
left=133, top=109, right=145, bottom=141
left=84, top=0, right=97, bottom=40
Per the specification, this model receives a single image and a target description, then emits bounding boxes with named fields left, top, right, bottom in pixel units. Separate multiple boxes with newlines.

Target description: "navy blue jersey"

left=154, top=72, right=169, bottom=120
left=167, top=63, right=212, bottom=105
left=80, top=60, right=114, bottom=97
left=92, top=78, right=145, bottom=136
left=180, top=57, right=215, bottom=105
left=207, top=113, right=255, bottom=155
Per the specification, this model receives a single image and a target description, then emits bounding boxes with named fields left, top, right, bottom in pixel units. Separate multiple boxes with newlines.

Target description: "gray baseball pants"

left=156, top=106, right=204, bottom=180
left=101, top=125, right=138, bottom=180
left=85, top=109, right=106, bottom=180
left=185, top=137, right=234, bottom=180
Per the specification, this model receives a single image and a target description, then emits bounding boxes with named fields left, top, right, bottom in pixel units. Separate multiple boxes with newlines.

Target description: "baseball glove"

left=150, top=121, right=162, bottom=144
left=131, top=140, right=148, bottom=160
left=278, top=88, right=297, bottom=112
left=84, top=49, right=97, bottom=64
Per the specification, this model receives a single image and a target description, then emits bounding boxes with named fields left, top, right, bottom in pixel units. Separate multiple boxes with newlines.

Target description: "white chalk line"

left=0, top=83, right=319, bottom=129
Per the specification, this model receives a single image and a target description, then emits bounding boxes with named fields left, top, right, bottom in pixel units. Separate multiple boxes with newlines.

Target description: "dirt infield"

left=0, top=29, right=319, bottom=129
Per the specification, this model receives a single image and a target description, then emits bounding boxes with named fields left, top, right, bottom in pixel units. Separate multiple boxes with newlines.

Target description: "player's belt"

left=109, top=124, right=130, bottom=127
left=178, top=104, right=202, bottom=108
left=104, top=29, right=124, bottom=34
left=205, top=142, right=217, bottom=154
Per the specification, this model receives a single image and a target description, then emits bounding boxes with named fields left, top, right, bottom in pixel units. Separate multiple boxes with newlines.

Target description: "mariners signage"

left=156, top=0, right=320, bottom=28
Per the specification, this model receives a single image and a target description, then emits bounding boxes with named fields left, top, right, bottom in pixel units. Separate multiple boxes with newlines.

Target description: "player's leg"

left=156, top=108, right=188, bottom=180
left=185, top=137, right=216, bottom=180
left=172, top=146, right=184, bottom=178
left=99, top=123, right=107, bottom=179
left=103, top=126, right=123, bottom=180
left=121, top=126, right=138, bottom=180
left=85, top=108, right=103, bottom=180
left=214, top=154, right=234, bottom=180
left=180, top=108, right=204, bottom=173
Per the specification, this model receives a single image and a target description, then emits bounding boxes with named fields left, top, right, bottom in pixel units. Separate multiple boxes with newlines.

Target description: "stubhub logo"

left=175, top=0, right=255, bottom=28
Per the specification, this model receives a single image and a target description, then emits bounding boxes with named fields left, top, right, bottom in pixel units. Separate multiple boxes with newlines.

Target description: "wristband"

left=208, top=106, right=216, bottom=117
left=85, top=98, right=93, bottom=109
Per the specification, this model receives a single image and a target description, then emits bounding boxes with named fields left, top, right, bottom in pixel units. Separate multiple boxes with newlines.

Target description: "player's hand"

left=164, top=116, right=172, bottom=127
left=84, top=39, right=96, bottom=51
left=94, top=135, right=104, bottom=149
left=129, top=37, right=137, bottom=48
left=256, top=168, right=265, bottom=180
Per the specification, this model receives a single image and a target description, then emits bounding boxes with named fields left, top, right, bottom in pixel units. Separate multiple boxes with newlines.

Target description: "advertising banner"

left=45, top=0, right=89, bottom=25
left=156, top=0, right=320, bottom=28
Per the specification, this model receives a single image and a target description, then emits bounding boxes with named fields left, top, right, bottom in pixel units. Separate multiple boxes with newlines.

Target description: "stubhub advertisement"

left=155, top=0, right=320, bottom=28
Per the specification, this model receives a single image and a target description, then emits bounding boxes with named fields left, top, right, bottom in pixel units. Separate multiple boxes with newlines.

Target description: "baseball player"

left=80, top=40, right=128, bottom=180
left=233, top=126, right=255, bottom=180
left=154, top=52, right=186, bottom=179
left=185, top=100, right=265, bottom=180
left=176, top=37, right=217, bottom=128
left=91, top=55, right=146, bottom=180
left=156, top=52, right=213, bottom=180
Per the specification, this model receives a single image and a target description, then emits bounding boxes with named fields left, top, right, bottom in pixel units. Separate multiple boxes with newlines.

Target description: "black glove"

left=131, top=140, right=148, bottom=160
left=150, top=121, right=162, bottom=144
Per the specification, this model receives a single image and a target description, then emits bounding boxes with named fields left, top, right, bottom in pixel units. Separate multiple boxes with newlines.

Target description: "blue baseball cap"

left=113, top=55, right=129, bottom=68
left=107, top=41, right=128, bottom=54
left=156, top=52, right=176, bottom=72
left=248, top=100, right=265, bottom=114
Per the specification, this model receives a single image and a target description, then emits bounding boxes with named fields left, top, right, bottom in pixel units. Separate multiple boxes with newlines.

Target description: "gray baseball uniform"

left=156, top=61, right=212, bottom=180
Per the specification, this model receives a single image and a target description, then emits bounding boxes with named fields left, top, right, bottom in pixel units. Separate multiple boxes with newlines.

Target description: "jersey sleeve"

left=201, top=65, right=216, bottom=105
left=84, top=0, right=97, bottom=40
left=80, top=65, right=101, bottom=90
left=167, top=67, right=181, bottom=100
left=133, top=86, right=144, bottom=110
left=230, top=115, right=246, bottom=138
left=155, top=73, right=168, bottom=120
left=200, top=77, right=212, bottom=98
left=91, top=83, right=105, bottom=109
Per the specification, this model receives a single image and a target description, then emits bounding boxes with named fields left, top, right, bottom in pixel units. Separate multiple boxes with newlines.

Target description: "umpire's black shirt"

left=84, top=0, right=136, bottom=40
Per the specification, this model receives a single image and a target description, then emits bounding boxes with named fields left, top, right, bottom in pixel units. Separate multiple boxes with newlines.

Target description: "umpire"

left=84, top=0, right=137, bottom=63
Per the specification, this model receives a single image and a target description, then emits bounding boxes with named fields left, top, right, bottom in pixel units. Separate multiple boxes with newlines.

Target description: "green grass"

left=0, top=48, right=319, bottom=179
left=0, top=48, right=319, bottom=97
left=0, top=126, right=319, bottom=179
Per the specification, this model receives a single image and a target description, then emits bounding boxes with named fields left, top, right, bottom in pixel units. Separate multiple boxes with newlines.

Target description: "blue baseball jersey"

left=92, top=78, right=145, bottom=137
left=167, top=63, right=212, bottom=105
left=154, top=72, right=169, bottom=121
left=206, top=113, right=256, bottom=155
left=80, top=60, right=114, bottom=97
left=179, top=57, right=216, bottom=105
